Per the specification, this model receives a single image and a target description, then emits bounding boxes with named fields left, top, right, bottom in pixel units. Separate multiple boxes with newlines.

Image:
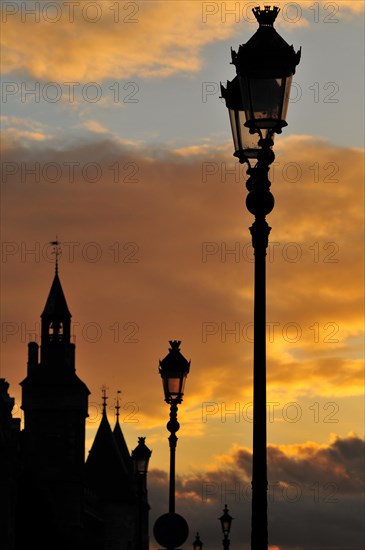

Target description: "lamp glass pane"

left=167, top=376, right=182, bottom=396
left=240, top=123, right=261, bottom=158
left=281, top=75, right=293, bottom=122
left=240, top=76, right=286, bottom=128
left=228, top=108, right=240, bottom=153
left=229, top=108, right=273, bottom=159
left=180, top=374, right=187, bottom=396
left=137, top=457, right=147, bottom=474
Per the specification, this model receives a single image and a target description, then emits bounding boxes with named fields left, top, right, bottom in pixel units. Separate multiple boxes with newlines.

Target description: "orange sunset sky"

left=1, top=1, right=364, bottom=549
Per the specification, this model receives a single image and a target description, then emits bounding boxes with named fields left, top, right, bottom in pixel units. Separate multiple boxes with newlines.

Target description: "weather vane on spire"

left=49, top=237, right=62, bottom=274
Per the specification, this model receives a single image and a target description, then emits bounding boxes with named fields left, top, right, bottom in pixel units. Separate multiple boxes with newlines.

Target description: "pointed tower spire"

left=113, top=390, right=134, bottom=471
left=86, top=386, right=136, bottom=501
left=39, top=254, right=74, bottom=369
left=41, top=240, right=70, bottom=346
left=41, top=271, right=71, bottom=319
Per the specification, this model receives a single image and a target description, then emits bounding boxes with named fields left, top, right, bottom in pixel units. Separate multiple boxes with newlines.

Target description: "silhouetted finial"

left=101, top=385, right=108, bottom=414
left=252, top=5, right=280, bottom=26
left=168, top=340, right=181, bottom=351
left=115, top=390, right=121, bottom=419
left=49, top=237, right=62, bottom=274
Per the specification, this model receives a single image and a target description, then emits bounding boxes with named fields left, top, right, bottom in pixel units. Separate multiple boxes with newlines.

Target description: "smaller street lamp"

left=158, top=339, right=190, bottom=514
left=193, top=532, right=203, bottom=550
left=219, top=504, right=233, bottom=550
left=131, top=437, right=152, bottom=550
left=153, top=340, right=190, bottom=550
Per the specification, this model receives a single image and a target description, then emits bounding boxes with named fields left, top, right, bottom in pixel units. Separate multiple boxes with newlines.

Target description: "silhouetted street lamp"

left=219, top=504, right=233, bottom=550
left=131, top=436, right=152, bottom=476
left=153, top=340, right=190, bottom=550
left=193, top=532, right=203, bottom=550
left=221, top=6, right=301, bottom=550
left=131, top=437, right=152, bottom=550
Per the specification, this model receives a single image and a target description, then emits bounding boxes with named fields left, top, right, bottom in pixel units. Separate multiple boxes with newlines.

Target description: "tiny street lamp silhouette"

left=153, top=340, right=191, bottom=550
left=131, top=436, right=152, bottom=550
left=193, top=532, right=203, bottom=550
left=219, top=504, right=233, bottom=550
left=220, top=5, right=301, bottom=550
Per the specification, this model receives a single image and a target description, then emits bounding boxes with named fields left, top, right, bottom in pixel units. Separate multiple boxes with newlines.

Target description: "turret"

left=19, top=255, right=90, bottom=547
left=40, top=266, right=74, bottom=370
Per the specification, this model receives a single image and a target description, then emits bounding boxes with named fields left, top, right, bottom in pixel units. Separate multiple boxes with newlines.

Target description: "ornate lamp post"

left=219, top=504, right=233, bottom=550
left=153, top=340, right=190, bottom=550
left=131, top=437, right=152, bottom=550
left=221, top=6, right=301, bottom=550
left=193, top=532, right=203, bottom=550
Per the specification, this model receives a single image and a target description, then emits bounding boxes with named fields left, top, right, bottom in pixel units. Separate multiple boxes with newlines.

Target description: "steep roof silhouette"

left=85, top=406, right=136, bottom=502
left=41, top=271, right=71, bottom=319
left=113, top=417, right=133, bottom=473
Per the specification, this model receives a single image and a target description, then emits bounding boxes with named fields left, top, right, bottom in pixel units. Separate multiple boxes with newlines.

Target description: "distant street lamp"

left=219, top=504, right=233, bottom=550
left=131, top=437, right=152, bottom=550
left=131, top=436, right=152, bottom=476
left=220, top=5, right=301, bottom=550
left=193, top=532, right=203, bottom=550
left=153, top=340, right=191, bottom=550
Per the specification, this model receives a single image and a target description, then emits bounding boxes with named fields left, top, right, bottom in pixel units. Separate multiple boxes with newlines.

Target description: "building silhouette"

left=0, top=267, right=150, bottom=550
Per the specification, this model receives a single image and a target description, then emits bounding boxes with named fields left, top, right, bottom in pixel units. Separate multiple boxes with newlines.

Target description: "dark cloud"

left=147, top=435, right=365, bottom=550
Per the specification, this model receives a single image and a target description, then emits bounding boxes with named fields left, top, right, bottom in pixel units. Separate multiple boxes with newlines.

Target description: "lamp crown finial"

left=253, top=5, right=280, bottom=26
left=169, top=340, right=181, bottom=351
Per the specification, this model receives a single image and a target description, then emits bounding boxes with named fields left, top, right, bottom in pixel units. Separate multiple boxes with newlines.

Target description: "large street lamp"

left=221, top=6, right=301, bottom=550
left=153, top=340, right=190, bottom=550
